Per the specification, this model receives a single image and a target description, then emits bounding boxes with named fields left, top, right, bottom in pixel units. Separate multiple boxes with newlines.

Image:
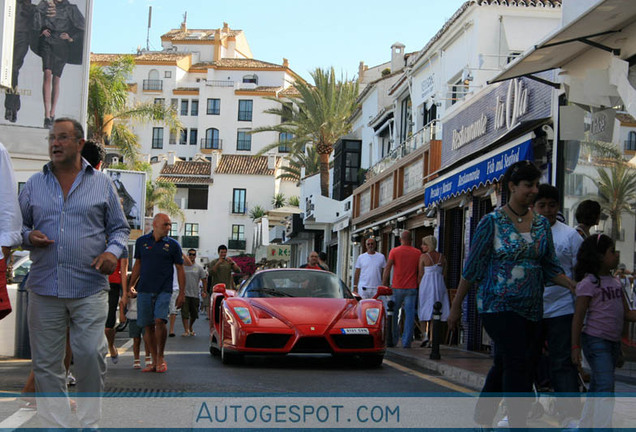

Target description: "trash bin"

left=14, top=273, right=30, bottom=359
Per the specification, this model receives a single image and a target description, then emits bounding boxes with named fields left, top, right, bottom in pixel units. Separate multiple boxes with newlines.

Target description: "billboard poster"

left=105, top=168, right=147, bottom=241
left=1, top=0, right=91, bottom=130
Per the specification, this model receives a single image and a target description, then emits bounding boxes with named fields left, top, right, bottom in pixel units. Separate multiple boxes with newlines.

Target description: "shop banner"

left=424, top=139, right=533, bottom=207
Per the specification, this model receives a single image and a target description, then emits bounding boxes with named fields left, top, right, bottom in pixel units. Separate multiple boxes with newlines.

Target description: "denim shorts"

left=127, top=319, right=144, bottom=339
left=168, top=290, right=180, bottom=315
left=137, top=291, right=172, bottom=327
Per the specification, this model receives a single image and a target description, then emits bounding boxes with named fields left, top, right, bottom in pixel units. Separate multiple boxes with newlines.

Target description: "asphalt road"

left=0, top=317, right=475, bottom=429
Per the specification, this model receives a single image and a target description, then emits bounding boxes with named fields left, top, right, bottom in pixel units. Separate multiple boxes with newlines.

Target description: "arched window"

left=144, top=69, right=162, bottom=90
left=626, top=131, right=636, bottom=151
left=148, top=69, right=160, bottom=80
left=278, top=132, right=293, bottom=153
left=204, top=128, right=220, bottom=149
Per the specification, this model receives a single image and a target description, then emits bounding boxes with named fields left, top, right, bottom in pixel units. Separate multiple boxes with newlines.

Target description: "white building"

left=91, top=21, right=301, bottom=262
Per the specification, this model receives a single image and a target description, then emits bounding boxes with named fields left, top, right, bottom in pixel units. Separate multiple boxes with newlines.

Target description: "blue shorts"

left=127, top=319, right=144, bottom=339
left=137, top=291, right=171, bottom=327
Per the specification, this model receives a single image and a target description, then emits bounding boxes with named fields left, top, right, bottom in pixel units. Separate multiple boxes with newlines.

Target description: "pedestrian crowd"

left=2, top=125, right=636, bottom=429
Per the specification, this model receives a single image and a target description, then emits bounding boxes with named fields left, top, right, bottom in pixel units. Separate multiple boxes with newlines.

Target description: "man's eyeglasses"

left=47, top=134, right=80, bottom=143
left=188, top=253, right=196, bottom=256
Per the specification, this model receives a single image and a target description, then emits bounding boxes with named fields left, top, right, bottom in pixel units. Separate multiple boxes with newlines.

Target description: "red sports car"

left=208, top=268, right=391, bottom=367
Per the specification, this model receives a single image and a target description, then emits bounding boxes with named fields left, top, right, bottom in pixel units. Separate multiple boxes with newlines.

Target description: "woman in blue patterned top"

left=448, top=160, right=576, bottom=428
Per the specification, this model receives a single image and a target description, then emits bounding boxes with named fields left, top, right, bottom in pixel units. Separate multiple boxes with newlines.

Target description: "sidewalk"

left=386, top=343, right=636, bottom=426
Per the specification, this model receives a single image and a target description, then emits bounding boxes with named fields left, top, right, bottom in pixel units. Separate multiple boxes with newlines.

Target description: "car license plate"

left=341, top=328, right=369, bottom=335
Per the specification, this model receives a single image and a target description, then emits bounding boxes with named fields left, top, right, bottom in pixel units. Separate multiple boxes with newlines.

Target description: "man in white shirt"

left=0, top=142, right=22, bottom=320
left=353, top=237, right=386, bottom=299
left=534, top=184, right=583, bottom=426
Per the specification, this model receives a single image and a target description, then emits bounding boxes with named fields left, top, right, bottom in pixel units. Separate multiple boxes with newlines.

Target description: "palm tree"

left=249, top=205, right=266, bottom=221
left=580, top=138, right=636, bottom=240
left=271, top=193, right=286, bottom=209
left=277, top=145, right=321, bottom=181
left=88, top=56, right=182, bottom=166
left=145, top=179, right=184, bottom=222
left=253, top=67, right=359, bottom=197
left=588, top=161, right=636, bottom=240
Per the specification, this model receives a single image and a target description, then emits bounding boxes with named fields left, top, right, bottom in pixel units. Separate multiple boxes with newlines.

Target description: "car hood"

left=247, top=298, right=355, bottom=326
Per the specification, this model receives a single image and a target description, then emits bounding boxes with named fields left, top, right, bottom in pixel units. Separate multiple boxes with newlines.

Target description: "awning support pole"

left=525, top=74, right=561, bottom=89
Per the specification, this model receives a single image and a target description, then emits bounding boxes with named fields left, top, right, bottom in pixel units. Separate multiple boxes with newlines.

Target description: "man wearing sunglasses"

left=181, top=249, right=208, bottom=336
left=353, top=237, right=386, bottom=300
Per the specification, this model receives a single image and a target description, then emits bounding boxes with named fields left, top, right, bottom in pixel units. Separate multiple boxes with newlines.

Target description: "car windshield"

left=240, top=270, right=353, bottom=299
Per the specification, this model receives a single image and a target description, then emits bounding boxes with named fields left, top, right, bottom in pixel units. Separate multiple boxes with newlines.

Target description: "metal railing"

left=228, top=239, right=246, bottom=250
left=143, top=79, right=163, bottom=91
left=200, top=138, right=222, bottom=150
left=206, top=80, right=235, bottom=88
left=229, top=201, right=248, bottom=215
left=367, top=120, right=438, bottom=178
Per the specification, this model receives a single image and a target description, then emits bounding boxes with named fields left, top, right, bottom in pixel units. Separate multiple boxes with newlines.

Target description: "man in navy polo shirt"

left=129, top=213, right=185, bottom=373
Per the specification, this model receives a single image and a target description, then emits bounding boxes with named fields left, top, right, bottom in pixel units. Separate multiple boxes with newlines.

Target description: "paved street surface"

left=1, top=316, right=634, bottom=428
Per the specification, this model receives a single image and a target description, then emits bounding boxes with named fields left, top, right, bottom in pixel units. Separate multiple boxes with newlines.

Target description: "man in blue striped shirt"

left=19, top=117, right=130, bottom=428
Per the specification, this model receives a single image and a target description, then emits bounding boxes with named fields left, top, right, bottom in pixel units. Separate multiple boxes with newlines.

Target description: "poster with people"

left=105, top=168, right=146, bottom=240
left=1, top=0, right=90, bottom=129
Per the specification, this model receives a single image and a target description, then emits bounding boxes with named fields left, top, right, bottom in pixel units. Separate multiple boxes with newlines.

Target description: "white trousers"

left=28, top=290, right=108, bottom=429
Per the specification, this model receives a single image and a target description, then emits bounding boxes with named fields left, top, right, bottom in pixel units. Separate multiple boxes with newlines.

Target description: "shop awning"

left=424, top=135, right=534, bottom=207
left=489, top=0, right=636, bottom=85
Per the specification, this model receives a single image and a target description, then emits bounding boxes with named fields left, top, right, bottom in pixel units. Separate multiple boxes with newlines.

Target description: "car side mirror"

left=213, top=283, right=226, bottom=295
left=374, top=286, right=392, bottom=299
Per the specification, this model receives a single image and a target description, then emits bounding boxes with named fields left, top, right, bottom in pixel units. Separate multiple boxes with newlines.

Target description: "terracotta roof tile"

left=90, top=52, right=190, bottom=63
left=191, top=58, right=285, bottom=70
left=161, top=161, right=211, bottom=175
left=279, top=86, right=301, bottom=97
left=161, top=28, right=242, bottom=42
left=215, top=155, right=278, bottom=175
left=617, top=113, right=636, bottom=126
left=156, top=176, right=213, bottom=185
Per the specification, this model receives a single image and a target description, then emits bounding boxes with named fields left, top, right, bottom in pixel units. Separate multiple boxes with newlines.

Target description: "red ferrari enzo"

left=208, top=268, right=391, bottom=367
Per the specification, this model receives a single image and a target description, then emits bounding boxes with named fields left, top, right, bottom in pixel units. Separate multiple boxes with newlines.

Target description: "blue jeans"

left=579, top=333, right=620, bottom=428
left=391, top=288, right=417, bottom=348
left=539, top=314, right=581, bottom=419
left=137, top=291, right=172, bottom=328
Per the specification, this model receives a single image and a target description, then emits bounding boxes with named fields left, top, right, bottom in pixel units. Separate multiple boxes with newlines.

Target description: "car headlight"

left=366, top=308, right=380, bottom=325
left=233, top=307, right=252, bottom=324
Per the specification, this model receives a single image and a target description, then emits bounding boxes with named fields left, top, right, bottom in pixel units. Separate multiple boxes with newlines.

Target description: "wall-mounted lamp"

left=459, top=194, right=471, bottom=208
left=425, top=205, right=437, bottom=218
left=397, top=216, right=407, bottom=222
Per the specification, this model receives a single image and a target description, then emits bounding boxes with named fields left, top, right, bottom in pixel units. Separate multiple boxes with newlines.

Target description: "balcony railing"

left=200, top=138, right=223, bottom=150
left=228, top=239, right=246, bottom=250
left=143, top=79, right=163, bottom=91
left=367, top=120, right=438, bottom=178
left=181, top=236, right=199, bottom=248
left=229, top=201, right=248, bottom=215
left=206, top=80, right=235, bottom=88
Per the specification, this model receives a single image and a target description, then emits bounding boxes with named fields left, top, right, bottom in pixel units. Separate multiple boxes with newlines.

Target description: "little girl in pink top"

left=572, top=234, right=636, bottom=428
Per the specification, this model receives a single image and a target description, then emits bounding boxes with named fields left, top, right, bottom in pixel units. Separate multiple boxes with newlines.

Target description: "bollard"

left=14, top=274, right=31, bottom=359
left=386, top=299, right=395, bottom=347
left=430, top=301, right=442, bottom=360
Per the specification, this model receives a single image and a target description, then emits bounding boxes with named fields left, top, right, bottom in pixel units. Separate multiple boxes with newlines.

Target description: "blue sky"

left=90, top=0, right=466, bottom=81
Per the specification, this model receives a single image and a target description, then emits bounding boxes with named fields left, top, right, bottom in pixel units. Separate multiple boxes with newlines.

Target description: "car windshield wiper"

left=250, top=288, right=295, bottom=297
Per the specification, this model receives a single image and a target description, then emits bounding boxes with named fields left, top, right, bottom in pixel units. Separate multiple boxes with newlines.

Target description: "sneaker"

left=496, top=416, right=509, bottom=427
left=67, top=372, right=76, bottom=386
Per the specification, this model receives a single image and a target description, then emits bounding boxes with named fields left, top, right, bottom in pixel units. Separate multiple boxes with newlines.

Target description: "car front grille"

left=331, top=334, right=375, bottom=349
left=290, top=336, right=332, bottom=353
left=245, top=333, right=291, bottom=349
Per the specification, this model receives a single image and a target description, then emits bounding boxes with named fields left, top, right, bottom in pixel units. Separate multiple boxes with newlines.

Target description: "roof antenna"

left=182, top=11, right=187, bottom=31
left=146, top=6, right=152, bottom=51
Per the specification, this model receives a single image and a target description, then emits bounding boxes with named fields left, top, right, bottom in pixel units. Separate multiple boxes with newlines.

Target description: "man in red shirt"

left=383, top=230, right=421, bottom=348
left=300, top=251, right=323, bottom=270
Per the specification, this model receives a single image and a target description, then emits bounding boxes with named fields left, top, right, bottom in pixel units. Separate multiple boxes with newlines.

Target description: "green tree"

left=277, top=145, right=321, bottom=181
left=582, top=139, right=636, bottom=240
left=253, top=67, right=358, bottom=197
left=145, top=179, right=184, bottom=222
left=288, top=196, right=300, bottom=207
left=88, top=56, right=182, bottom=166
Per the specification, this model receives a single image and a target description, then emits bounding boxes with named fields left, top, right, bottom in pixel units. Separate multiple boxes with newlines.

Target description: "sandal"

left=190, top=331, right=196, bottom=336
left=156, top=362, right=167, bottom=373
left=141, top=365, right=156, bottom=373
left=145, top=356, right=152, bottom=367
left=181, top=332, right=190, bottom=337
left=133, top=359, right=141, bottom=369
left=110, top=351, right=119, bottom=364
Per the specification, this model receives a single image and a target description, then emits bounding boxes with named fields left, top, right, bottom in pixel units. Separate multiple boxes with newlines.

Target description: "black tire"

left=360, top=354, right=384, bottom=368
